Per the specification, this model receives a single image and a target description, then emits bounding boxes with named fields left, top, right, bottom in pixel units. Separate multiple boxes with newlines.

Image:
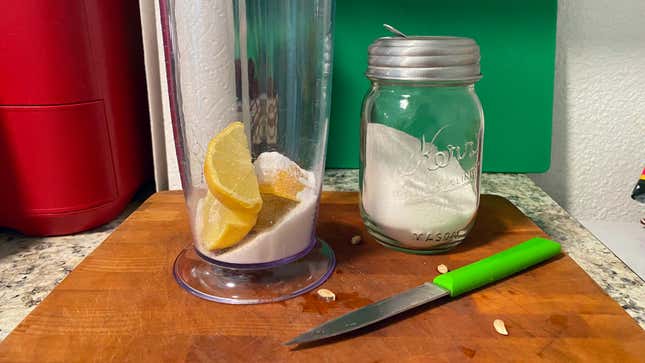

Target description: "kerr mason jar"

left=360, top=34, right=484, bottom=254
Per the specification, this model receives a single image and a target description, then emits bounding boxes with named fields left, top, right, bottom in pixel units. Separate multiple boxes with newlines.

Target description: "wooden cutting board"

left=1, top=192, right=643, bottom=362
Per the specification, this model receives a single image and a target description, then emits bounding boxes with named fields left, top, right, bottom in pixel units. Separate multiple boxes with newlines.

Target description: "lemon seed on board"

left=316, top=289, right=336, bottom=302
left=493, top=319, right=508, bottom=336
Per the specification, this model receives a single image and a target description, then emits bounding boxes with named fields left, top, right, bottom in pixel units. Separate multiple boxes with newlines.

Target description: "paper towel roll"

left=175, top=0, right=239, bottom=186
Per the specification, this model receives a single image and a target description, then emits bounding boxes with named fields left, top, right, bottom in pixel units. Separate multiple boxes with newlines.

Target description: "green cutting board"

left=327, top=0, right=557, bottom=172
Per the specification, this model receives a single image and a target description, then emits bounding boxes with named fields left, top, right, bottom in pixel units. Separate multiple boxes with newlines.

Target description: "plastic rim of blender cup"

left=159, top=0, right=336, bottom=304
left=173, top=239, right=336, bottom=304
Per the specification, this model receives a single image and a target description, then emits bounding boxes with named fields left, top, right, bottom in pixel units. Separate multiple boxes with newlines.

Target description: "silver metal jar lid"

left=366, top=25, right=482, bottom=82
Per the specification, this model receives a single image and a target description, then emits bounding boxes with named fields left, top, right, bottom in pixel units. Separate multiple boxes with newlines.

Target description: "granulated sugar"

left=362, top=123, right=478, bottom=248
left=212, top=190, right=317, bottom=264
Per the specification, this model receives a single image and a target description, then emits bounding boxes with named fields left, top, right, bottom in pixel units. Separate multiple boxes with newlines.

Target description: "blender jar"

left=159, top=0, right=335, bottom=303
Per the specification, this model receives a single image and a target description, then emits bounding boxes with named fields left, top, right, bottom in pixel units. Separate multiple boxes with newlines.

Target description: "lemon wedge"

left=198, top=192, right=258, bottom=250
left=254, top=152, right=311, bottom=202
left=204, top=122, right=262, bottom=213
left=259, top=169, right=306, bottom=201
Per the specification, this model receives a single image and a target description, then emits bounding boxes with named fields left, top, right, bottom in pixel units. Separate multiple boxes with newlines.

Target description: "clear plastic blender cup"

left=159, top=0, right=335, bottom=304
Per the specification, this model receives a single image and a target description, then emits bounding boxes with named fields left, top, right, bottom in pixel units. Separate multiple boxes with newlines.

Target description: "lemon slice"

left=204, top=122, right=262, bottom=213
left=259, top=169, right=306, bottom=201
left=254, top=152, right=311, bottom=202
left=198, top=192, right=258, bottom=250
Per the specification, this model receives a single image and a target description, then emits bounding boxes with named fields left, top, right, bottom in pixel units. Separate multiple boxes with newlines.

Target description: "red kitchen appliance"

left=0, top=1, right=152, bottom=235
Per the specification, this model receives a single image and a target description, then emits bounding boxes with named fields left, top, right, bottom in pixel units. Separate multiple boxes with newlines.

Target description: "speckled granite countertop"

left=1, top=171, right=643, bottom=341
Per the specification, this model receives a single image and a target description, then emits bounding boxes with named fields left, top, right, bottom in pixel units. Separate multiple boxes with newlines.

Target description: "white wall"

left=139, top=0, right=181, bottom=190
left=530, top=0, right=645, bottom=222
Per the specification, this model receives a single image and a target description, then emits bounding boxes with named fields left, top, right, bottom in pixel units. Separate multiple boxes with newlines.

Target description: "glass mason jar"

left=159, top=0, right=335, bottom=303
left=360, top=34, right=484, bottom=254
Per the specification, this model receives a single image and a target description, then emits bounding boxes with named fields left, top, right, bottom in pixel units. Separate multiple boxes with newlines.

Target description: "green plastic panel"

left=326, top=0, right=557, bottom=172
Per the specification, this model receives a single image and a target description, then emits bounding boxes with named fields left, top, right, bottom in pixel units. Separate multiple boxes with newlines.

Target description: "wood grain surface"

left=1, top=191, right=643, bottom=362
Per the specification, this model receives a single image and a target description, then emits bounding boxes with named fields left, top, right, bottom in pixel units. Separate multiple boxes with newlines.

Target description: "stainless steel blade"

left=284, top=282, right=450, bottom=345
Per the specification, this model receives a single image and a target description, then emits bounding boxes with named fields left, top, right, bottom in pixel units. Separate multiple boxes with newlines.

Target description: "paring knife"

left=285, top=237, right=561, bottom=345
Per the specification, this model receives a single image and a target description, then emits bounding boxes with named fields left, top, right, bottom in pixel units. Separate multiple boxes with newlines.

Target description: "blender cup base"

left=173, top=239, right=335, bottom=304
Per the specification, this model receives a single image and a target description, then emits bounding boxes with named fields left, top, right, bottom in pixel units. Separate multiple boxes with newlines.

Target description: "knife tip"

left=283, top=338, right=299, bottom=346
left=284, top=335, right=311, bottom=346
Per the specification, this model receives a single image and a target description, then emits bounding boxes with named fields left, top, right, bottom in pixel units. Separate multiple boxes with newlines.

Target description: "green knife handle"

left=432, top=237, right=561, bottom=297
